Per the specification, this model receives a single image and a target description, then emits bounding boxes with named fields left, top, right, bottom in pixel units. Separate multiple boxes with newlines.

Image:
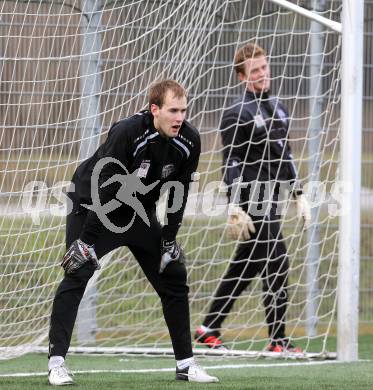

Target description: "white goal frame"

left=272, top=0, right=363, bottom=362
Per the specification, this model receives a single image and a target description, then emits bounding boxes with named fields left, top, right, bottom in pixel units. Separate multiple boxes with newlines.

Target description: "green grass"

left=0, top=335, right=373, bottom=389
left=1, top=362, right=373, bottom=389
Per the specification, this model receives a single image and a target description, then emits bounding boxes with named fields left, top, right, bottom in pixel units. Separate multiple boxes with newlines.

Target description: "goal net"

left=0, top=0, right=345, bottom=359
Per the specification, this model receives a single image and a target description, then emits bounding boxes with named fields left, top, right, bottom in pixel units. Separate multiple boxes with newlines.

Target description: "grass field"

left=1, top=335, right=372, bottom=390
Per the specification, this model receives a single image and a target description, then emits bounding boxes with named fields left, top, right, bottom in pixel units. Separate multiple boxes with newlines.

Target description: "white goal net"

left=0, top=0, right=349, bottom=360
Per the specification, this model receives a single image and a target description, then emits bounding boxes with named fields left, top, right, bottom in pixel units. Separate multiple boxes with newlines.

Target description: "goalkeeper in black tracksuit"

left=195, top=43, right=310, bottom=352
left=47, top=80, right=218, bottom=385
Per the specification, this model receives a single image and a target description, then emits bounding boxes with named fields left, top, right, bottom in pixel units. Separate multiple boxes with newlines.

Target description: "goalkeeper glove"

left=226, top=205, right=256, bottom=241
left=159, top=239, right=185, bottom=273
left=61, top=239, right=101, bottom=274
left=295, top=193, right=311, bottom=229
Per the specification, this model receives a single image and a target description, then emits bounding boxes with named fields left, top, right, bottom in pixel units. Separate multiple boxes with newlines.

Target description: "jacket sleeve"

left=285, top=141, right=303, bottom=194
left=279, top=102, right=302, bottom=192
left=220, top=112, right=253, bottom=203
left=80, top=122, right=133, bottom=245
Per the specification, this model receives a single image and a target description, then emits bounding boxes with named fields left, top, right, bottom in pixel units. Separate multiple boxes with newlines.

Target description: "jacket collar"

left=245, top=90, right=271, bottom=101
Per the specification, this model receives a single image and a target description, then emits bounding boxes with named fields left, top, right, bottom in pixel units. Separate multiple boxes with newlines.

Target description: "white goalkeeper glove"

left=295, top=193, right=311, bottom=229
left=159, top=240, right=185, bottom=273
left=61, top=239, right=100, bottom=274
left=226, top=205, right=256, bottom=241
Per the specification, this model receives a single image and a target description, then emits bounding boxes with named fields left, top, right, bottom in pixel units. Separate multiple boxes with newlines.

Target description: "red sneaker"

left=194, top=327, right=226, bottom=349
left=266, top=339, right=302, bottom=353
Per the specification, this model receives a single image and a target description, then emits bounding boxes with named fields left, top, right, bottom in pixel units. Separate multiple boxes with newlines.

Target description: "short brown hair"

left=234, top=43, right=267, bottom=75
left=148, top=79, right=187, bottom=109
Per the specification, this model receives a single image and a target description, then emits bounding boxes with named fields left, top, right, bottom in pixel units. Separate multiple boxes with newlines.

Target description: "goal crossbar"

left=268, top=0, right=342, bottom=33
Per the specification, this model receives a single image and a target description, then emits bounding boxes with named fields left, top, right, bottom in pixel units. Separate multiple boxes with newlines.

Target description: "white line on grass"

left=1, top=360, right=370, bottom=378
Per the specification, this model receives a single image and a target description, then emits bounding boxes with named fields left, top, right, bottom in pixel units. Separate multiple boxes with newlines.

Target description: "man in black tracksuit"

left=195, top=43, right=310, bottom=352
left=47, top=80, right=218, bottom=385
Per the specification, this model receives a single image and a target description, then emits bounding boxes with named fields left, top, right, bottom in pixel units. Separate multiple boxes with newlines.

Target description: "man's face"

left=238, top=55, right=270, bottom=93
left=151, top=91, right=187, bottom=138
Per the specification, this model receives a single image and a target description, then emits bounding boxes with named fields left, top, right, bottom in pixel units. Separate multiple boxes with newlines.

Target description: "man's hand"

left=295, top=193, right=311, bottom=229
left=226, top=205, right=256, bottom=241
left=61, top=239, right=101, bottom=274
left=159, top=240, right=185, bottom=273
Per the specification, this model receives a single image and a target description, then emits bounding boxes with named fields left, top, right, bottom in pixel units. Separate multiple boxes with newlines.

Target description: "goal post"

left=337, top=0, right=364, bottom=362
left=271, top=0, right=364, bottom=365
left=0, top=0, right=364, bottom=362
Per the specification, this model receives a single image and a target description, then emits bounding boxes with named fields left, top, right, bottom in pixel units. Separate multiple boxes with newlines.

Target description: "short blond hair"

left=148, top=79, right=187, bottom=109
left=234, top=43, right=267, bottom=75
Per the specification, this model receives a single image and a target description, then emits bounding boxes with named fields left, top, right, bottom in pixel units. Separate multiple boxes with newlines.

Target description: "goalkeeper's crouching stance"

left=47, top=80, right=218, bottom=385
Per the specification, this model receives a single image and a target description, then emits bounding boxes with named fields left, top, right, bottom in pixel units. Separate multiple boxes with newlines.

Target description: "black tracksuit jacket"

left=221, top=90, right=298, bottom=202
left=72, top=110, right=200, bottom=244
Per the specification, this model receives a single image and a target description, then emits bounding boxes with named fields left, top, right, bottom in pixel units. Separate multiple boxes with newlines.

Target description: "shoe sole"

left=176, top=374, right=219, bottom=383
left=48, top=382, right=74, bottom=386
left=48, top=378, right=74, bottom=386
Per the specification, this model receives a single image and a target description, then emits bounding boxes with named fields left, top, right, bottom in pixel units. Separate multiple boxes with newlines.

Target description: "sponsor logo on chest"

left=162, top=164, right=175, bottom=179
left=137, top=160, right=151, bottom=178
left=254, top=114, right=266, bottom=128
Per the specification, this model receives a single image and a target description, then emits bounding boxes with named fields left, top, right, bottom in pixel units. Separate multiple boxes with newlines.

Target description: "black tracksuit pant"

left=49, top=193, right=192, bottom=360
left=203, top=192, right=289, bottom=340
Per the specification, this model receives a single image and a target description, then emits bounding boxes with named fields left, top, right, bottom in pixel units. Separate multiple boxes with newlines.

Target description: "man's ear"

left=150, top=103, right=159, bottom=116
left=237, top=72, right=246, bottom=83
